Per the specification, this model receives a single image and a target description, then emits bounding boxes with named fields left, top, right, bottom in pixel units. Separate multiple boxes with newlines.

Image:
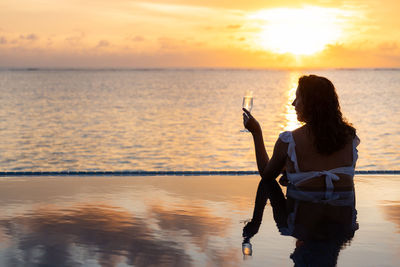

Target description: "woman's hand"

left=243, top=108, right=261, bottom=134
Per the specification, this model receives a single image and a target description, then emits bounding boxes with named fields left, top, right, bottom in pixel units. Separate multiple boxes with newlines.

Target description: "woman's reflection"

left=242, top=174, right=358, bottom=266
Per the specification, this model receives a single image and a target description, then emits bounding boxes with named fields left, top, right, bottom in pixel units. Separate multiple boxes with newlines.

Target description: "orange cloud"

left=19, top=33, right=39, bottom=41
left=96, top=40, right=110, bottom=48
left=227, top=24, right=241, bottom=29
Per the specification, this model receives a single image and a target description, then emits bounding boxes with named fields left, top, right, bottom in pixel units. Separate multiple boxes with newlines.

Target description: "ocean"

left=0, top=68, right=399, bottom=171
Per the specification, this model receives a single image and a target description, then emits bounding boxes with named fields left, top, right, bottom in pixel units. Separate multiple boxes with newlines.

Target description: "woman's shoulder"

left=279, top=126, right=307, bottom=143
left=353, top=134, right=360, bottom=146
left=343, top=133, right=360, bottom=149
left=278, top=131, right=292, bottom=143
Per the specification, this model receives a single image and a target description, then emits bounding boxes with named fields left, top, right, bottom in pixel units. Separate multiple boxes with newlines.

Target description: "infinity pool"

left=0, top=175, right=399, bottom=266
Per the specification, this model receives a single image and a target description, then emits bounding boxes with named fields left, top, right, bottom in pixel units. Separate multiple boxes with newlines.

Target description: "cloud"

left=65, top=31, right=86, bottom=46
left=130, top=35, right=145, bottom=42
left=19, top=33, right=39, bottom=41
left=155, top=36, right=204, bottom=51
left=378, top=41, right=399, bottom=52
left=96, top=39, right=110, bottom=48
left=157, top=37, right=180, bottom=50
left=0, top=36, right=6, bottom=44
left=46, top=37, right=53, bottom=47
left=227, top=24, right=241, bottom=29
left=1, top=39, right=399, bottom=68
left=299, top=42, right=400, bottom=68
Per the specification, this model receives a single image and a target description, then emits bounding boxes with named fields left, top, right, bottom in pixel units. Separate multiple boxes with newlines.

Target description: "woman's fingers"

left=242, top=109, right=261, bottom=134
left=242, top=108, right=252, bottom=118
left=243, top=113, right=249, bottom=124
left=242, top=108, right=253, bottom=119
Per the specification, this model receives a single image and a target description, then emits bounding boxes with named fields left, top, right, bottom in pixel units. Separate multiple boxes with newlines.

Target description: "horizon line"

left=1, top=170, right=399, bottom=177
left=1, top=67, right=400, bottom=72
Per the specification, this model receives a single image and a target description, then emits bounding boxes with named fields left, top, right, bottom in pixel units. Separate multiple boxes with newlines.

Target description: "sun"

left=249, top=6, right=346, bottom=55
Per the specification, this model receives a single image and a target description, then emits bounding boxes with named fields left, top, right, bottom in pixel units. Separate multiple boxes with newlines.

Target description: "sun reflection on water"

left=282, top=72, right=302, bottom=131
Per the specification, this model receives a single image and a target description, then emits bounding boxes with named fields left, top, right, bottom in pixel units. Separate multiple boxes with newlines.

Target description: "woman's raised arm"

left=243, top=108, right=287, bottom=179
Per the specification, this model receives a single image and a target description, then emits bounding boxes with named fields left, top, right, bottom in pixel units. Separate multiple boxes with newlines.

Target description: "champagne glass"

left=241, top=91, right=253, bottom=132
left=242, top=238, right=253, bottom=259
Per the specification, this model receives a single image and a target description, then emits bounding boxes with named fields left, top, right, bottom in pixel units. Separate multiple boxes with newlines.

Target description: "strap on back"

left=352, top=135, right=360, bottom=167
left=279, top=131, right=300, bottom=173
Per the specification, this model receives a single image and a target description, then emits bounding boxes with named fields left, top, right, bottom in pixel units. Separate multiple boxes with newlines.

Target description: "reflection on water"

left=286, top=186, right=357, bottom=266
left=0, top=175, right=399, bottom=266
left=0, top=203, right=238, bottom=266
left=242, top=178, right=357, bottom=266
left=0, top=176, right=246, bottom=267
left=150, top=204, right=230, bottom=246
left=0, top=204, right=192, bottom=266
left=381, top=201, right=400, bottom=233
left=282, top=72, right=302, bottom=131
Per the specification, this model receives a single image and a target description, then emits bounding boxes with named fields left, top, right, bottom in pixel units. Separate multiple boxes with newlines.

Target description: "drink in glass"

left=241, top=91, right=253, bottom=132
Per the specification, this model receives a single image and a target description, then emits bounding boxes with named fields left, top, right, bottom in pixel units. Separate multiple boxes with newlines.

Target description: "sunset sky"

left=1, top=0, right=399, bottom=68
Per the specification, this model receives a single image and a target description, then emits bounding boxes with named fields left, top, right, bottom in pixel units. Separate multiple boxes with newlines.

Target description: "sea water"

left=0, top=68, right=399, bottom=171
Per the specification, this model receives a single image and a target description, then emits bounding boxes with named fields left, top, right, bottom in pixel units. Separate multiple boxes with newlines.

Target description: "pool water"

left=0, top=175, right=399, bottom=266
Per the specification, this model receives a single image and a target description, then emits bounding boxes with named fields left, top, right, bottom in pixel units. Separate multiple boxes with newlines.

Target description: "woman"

left=242, top=74, right=360, bottom=238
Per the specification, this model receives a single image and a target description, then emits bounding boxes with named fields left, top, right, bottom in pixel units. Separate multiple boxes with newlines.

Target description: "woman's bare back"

left=286, top=125, right=354, bottom=190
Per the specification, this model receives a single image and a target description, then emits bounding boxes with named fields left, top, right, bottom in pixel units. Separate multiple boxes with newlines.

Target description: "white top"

left=279, top=131, right=360, bottom=200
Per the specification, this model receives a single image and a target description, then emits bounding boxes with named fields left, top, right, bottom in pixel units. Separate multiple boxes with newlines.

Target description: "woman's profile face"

left=292, top=88, right=304, bottom=122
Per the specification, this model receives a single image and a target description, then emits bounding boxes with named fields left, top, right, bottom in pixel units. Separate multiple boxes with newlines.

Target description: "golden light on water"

left=249, top=6, right=348, bottom=55
left=283, top=73, right=302, bottom=131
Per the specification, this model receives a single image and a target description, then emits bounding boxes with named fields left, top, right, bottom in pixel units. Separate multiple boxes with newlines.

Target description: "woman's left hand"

left=243, top=108, right=261, bottom=134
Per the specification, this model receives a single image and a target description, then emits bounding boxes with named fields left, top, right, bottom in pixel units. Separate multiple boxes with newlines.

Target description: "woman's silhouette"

left=242, top=75, right=359, bottom=265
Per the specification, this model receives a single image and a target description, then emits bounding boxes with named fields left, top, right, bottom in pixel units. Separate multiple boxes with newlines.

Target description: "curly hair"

left=298, top=75, right=356, bottom=154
